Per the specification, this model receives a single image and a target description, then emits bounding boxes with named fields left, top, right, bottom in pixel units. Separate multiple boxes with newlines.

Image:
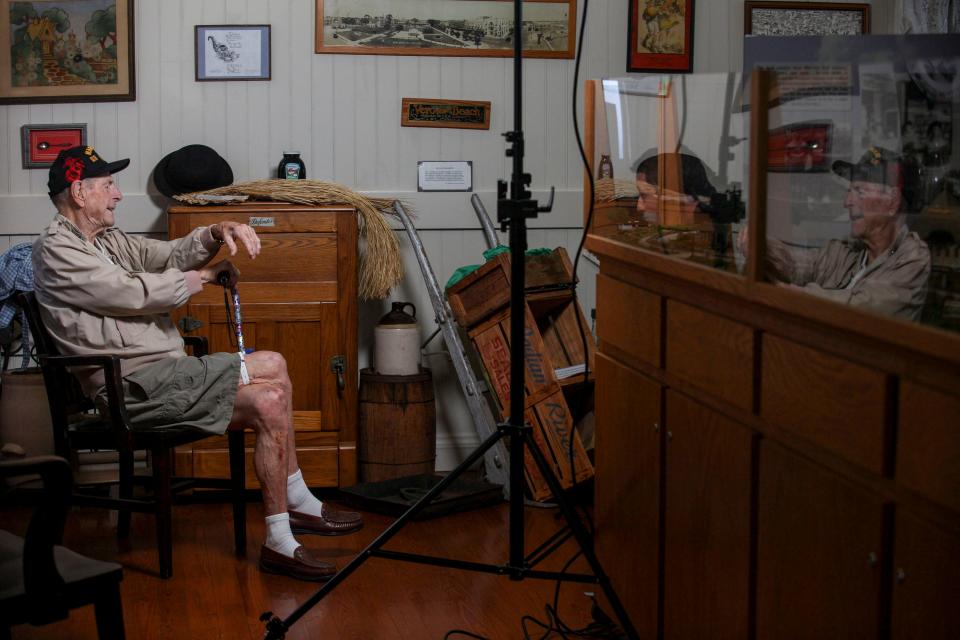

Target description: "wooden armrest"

left=0, top=455, right=72, bottom=619
left=41, top=354, right=132, bottom=433
left=183, top=335, right=209, bottom=357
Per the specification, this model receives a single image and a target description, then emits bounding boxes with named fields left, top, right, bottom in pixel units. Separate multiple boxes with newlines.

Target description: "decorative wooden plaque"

left=401, top=98, right=491, bottom=130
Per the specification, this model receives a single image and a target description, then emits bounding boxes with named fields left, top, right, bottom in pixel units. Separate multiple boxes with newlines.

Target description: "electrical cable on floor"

left=444, top=630, right=491, bottom=639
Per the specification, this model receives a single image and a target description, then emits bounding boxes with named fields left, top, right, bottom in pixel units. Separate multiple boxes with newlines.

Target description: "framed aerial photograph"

left=20, top=123, right=87, bottom=168
left=744, top=2, right=870, bottom=36
left=627, top=0, right=694, bottom=73
left=0, top=0, right=135, bottom=104
left=195, top=24, right=271, bottom=81
left=315, top=0, right=575, bottom=59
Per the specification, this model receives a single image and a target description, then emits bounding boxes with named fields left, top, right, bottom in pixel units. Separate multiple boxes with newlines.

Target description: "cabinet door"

left=757, top=442, right=885, bottom=639
left=663, top=392, right=753, bottom=640
left=891, top=510, right=960, bottom=639
left=595, top=353, right=661, bottom=639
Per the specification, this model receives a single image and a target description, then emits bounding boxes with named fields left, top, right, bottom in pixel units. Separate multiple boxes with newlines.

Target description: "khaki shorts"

left=97, top=353, right=241, bottom=434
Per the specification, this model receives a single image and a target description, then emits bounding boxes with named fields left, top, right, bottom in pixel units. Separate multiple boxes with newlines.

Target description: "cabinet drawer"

left=761, top=335, right=888, bottom=474
left=596, top=274, right=660, bottom=367
left=898, top=381, right=960, bottom=512
left=665, top=301, right=754, bottom=411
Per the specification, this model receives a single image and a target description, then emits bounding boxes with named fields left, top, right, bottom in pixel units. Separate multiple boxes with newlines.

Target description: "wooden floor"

left=6, top=495, right=608, bottom=639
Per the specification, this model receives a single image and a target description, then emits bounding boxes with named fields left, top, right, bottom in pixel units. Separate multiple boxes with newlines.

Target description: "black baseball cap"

left=48, top=146, right=130, bottom=197
left=832, top=146, right=903, bottom=189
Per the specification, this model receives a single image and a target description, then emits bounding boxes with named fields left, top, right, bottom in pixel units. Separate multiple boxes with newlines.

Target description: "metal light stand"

left=261, top=3, right=637, bottom=637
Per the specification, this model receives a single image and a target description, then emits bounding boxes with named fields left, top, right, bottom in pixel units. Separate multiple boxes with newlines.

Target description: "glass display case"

left=586, top=73, right=748, bottom=273
left=588, top=34, right=960, bottom=335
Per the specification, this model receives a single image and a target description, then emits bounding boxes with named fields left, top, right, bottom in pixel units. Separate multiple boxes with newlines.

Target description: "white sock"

left=264, top=512, right=300, bottom=558
left=286, top=469, right=324, bottom=517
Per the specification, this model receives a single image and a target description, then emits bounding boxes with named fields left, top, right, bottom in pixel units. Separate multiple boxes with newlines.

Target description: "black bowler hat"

left=153, top=144, right=233, bottom=197
left=48, top=146, right=129, bottom=197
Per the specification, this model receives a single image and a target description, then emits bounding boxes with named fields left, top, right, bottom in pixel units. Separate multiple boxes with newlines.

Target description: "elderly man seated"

left=32, top=145, right=362, bottom=582
left=742, top=146, right=931, bottom=321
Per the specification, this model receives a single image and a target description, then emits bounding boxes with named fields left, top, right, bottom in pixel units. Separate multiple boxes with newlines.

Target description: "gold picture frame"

left=316, top=0, right=575, bottom=59
left=1, top=0, right=135, bottom=104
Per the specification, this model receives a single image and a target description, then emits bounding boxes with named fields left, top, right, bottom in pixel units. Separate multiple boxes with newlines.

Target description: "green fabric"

left=444, top=246, right=555, bottom=290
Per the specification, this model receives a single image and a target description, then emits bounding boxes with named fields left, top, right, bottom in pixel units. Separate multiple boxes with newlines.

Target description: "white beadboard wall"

left=0, top=0, right=893, bottom=469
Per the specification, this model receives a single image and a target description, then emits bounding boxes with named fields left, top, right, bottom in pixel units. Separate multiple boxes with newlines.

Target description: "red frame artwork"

left=627, top=0, right=695, bottom=73
left=20, top=123, right=87, bottom=169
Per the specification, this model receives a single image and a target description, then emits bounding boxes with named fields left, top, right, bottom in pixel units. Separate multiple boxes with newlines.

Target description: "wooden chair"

left=1, top=455, right=125, bottom=639
left=15, top=292, right=246, bottom=579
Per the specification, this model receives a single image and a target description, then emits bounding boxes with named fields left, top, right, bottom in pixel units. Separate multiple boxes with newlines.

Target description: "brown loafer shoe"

left=289, top=505, right=364, bottom=536
left=259, top=545, right=336, bottom=582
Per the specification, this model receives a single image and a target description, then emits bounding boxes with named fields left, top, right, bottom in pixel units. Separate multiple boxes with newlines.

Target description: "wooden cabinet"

left=595, top=354, right=660, bottom=638
left=756, top=442, right=884, bottom=639
left=167, top=203, right=358, bottom=488
left=589, top=237, right=960, bottom=639
left=891, top=511, right=960, bottom=639
left=663, top=391, right=752, bottom=640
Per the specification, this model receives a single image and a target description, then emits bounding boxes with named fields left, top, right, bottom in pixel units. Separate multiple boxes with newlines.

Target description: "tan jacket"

left=32, top=215, right=218, bottom=397
left=768, top=224, right=931, bottom=321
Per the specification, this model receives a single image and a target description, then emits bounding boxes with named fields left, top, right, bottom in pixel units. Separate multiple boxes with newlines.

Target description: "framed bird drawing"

left=195, top=24, right=271, bottom=81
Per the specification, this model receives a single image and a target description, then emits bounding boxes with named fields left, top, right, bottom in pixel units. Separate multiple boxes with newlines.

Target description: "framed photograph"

left=0, top=0, right=135, bottom=104
left=627, top=0, right=694, bottom=73
left=316, top=0, right=575, bottom=59
left=20, top=123, right=87, bottom=168
left=744, top=2, right=870, bottom=36
left=195, top=25, right=271, bottom=81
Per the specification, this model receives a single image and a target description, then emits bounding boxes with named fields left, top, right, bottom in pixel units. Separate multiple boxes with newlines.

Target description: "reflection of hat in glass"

left=153, top=145, right=233, bottom=197
left=632, top=151, right=717, bottom=199
left=831, top=146, right=903, bottom=189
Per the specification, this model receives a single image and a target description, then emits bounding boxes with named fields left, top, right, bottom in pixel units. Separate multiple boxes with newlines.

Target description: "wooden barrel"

left=358, top=367, right=436, bottom=483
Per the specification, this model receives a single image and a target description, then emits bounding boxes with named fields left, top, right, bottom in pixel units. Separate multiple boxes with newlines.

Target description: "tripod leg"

left=263, top=427, right=507, bottom=639
left=525, top=436, right=640, bottom=640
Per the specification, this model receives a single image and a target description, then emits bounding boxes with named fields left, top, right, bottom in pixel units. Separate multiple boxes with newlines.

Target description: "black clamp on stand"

left=260, top=1, right=637, bottom=637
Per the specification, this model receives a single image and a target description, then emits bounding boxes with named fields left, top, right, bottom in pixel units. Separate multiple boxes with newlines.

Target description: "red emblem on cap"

left=64, top=157, right=84, bottom=183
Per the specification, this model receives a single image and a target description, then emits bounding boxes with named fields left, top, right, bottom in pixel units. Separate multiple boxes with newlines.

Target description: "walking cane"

left=219, top=271, right=251, bottom=385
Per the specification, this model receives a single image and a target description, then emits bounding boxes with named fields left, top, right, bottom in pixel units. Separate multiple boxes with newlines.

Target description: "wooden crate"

left=522, top=387, right=594, bottom=500
left=453, top=250, right=596, bottom=501
left=447, top=247, right=576, bottom=328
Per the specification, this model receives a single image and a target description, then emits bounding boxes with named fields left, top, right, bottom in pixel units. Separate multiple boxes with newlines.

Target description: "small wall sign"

left=418, top=161, right=473, bottom=192
left=401, top=98, right=491, bottom=130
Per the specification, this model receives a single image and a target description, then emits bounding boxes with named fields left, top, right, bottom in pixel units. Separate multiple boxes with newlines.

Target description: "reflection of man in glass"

left=634, top=152, right=743, bottom=267
left=634, top=152, right=716, bottom=223
left=755, top=147, right=931, bottom=320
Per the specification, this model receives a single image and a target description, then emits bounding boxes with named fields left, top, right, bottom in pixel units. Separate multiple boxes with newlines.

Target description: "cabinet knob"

left=667, top=430, right=673, bottom=441
left=867, top=552, right=877, bottom=568
left=895, top=568, right=907, bottom=584
left=653, top=422, right=660, bottom=433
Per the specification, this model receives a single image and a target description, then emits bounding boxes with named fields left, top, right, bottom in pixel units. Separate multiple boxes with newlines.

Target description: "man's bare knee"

left=247, top=351, right=291, bottom=387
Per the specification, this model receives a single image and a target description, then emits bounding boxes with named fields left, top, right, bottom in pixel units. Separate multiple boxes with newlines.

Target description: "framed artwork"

left=744, top=2, right=870, bottom=36
left=20, top=123, right=87, bottom=168
left=0, top=0, right=135, bottom=104
left=195, top=24, right=271, bottom=81
left=627, top=0, right=694, bottom=73
left=315, top=0, right=575, bottom=59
